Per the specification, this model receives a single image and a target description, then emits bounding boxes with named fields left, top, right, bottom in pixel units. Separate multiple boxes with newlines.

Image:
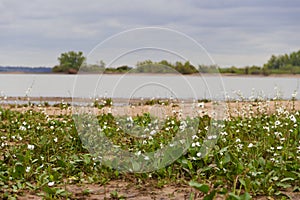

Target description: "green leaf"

left=258, top=157, right=265, bottom=166
left=227, top=193, right=240, bottom=200
left=293, top=186, right=300, bottom=192
left=189, top=181, right=210, bottom=193
left=223, top=152, right=231, bottom=164
left=25, top=182, right=35, bottom=190
left=276, top=182, right=291, bottom=189
left=55, top=189, right=69, bottom=196
left=239, top=178, right=246, bottom=187
left=240, top=192, right=251, bottom=200
left=43, top=186, right=55, bottom=195
left=14, top=162, right=25, bottom=177
left=237, top=162, right=244, bottom=174
left=280, top=177, right=294, bottom=182
left=203, top=190, right=217, bottom=200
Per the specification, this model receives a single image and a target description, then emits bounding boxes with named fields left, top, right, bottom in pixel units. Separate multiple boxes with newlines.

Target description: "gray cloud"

left=0, top=0, right=299, bottom=67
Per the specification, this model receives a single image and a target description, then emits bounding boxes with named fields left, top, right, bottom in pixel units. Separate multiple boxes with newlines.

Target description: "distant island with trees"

left=52, top=50, right=300, bottom=75
left=1, top=50, right=300, bottom=75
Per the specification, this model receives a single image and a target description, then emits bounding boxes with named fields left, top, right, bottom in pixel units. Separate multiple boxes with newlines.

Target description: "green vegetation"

left=0, top=99, right=299, bottom=199
left=52, top=50, right=300, bottom=75
left=218, top=65, right=263, bottom=75
left=264, top=50, right=300, bottom=70
left=135, top=60, right=198, bottom=74
left=218, top=50, right=300, bottom=75
left=93, top=98, right=113, bottom=109
left=51, top=51, right=199, bottom=75
left=52, top=51, right=85, bottom=74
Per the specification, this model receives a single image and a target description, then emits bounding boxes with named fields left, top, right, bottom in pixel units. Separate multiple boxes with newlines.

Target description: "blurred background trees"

left=52, top=51, right=85, bottom=74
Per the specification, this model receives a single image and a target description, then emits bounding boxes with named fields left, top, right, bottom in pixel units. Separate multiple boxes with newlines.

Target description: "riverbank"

left=2, top=98, right=300, bottom=118
left=1, top=99, right=299, bottom=199
left=2, top=71, right=300, bottom=78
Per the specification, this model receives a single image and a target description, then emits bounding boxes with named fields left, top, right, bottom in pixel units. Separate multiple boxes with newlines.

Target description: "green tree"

left=52, top=51, right=85, bottom=73
left=175, top=61, right=198, bottom=74
left=264, top=55, right=279, bottom=69
left=264, top=50, right=300, bottom=71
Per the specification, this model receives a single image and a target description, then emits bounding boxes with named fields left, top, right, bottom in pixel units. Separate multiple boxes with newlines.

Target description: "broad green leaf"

left=227, top=193, right=240, bottom=200
left=189, top=181, right=210, bottom=193
left=240, top=192, right=251, bottom=200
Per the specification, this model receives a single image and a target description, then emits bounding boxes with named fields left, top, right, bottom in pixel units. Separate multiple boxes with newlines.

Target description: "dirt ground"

left=16, top=180, right=300, bottom=200
left=3, top=99, right=300, bottom=118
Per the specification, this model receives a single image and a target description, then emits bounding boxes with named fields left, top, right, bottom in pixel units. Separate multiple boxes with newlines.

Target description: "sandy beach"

left=2, top=97, right=299, bottom=118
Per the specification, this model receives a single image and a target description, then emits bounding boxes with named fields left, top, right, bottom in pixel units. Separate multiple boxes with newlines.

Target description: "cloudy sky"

left=0, top=0, right=299, bottom=67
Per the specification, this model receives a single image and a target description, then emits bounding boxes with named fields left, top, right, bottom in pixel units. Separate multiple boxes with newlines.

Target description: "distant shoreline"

left=1, top=71, right=300, bottom=78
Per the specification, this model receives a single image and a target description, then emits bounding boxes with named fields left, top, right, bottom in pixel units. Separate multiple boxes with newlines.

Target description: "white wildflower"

left=198, top=102, right=204, bottom=108
left=135, top=151, right=141, bottom=156
left=179, top=121, right=187, bottom=130
left=127, top=116, right=133, bottom=122
left=248, top=143, right=254, bottom=148
left=150, top=130, right=157, bottom=135
left=1, top=142, right=7, bottom=147
left=220, top=131, right=228, bottom=136
left=292, top=91, right=297, bottom=98
left=192, top=135, right=199, bottom=140
left=26, top=166, right=31, bottom=173
left=27, top=144, right=35, bottom=150
left=290, top=115, right=297, bottom=123
left=208, top=135, right=217, bottom=140
left=144, top=156, right=149, bottom=160
left=237, top=143, right=243, bottom=150
left=19, top=126, right=27, bottom=131
left=263, top=126, right=270, bottom=132
left=48, top=182, right=55, bottom=187
left=144, top=128, right=149, bottom=132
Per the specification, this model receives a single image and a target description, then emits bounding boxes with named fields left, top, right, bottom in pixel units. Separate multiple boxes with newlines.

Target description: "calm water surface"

left=0, top=74, right=299, bottom=100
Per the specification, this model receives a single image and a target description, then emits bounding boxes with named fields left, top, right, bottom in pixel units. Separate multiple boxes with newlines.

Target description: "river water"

left=0, top=74, right=299, bottom=100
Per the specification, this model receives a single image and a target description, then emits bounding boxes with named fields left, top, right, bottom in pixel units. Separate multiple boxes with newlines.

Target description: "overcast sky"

left=0, top=0, right=299, bottom=67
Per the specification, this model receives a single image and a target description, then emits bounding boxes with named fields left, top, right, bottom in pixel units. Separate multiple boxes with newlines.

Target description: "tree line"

left=52, top=50, right=300, bottom=75
left=52, top=51, right=199, bottom=74
left=219, top=50, right=300, bottom=75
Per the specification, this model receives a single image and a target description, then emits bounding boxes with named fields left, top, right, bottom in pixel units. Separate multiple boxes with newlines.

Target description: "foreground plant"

left=0, top=99, right=299, bottom=199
